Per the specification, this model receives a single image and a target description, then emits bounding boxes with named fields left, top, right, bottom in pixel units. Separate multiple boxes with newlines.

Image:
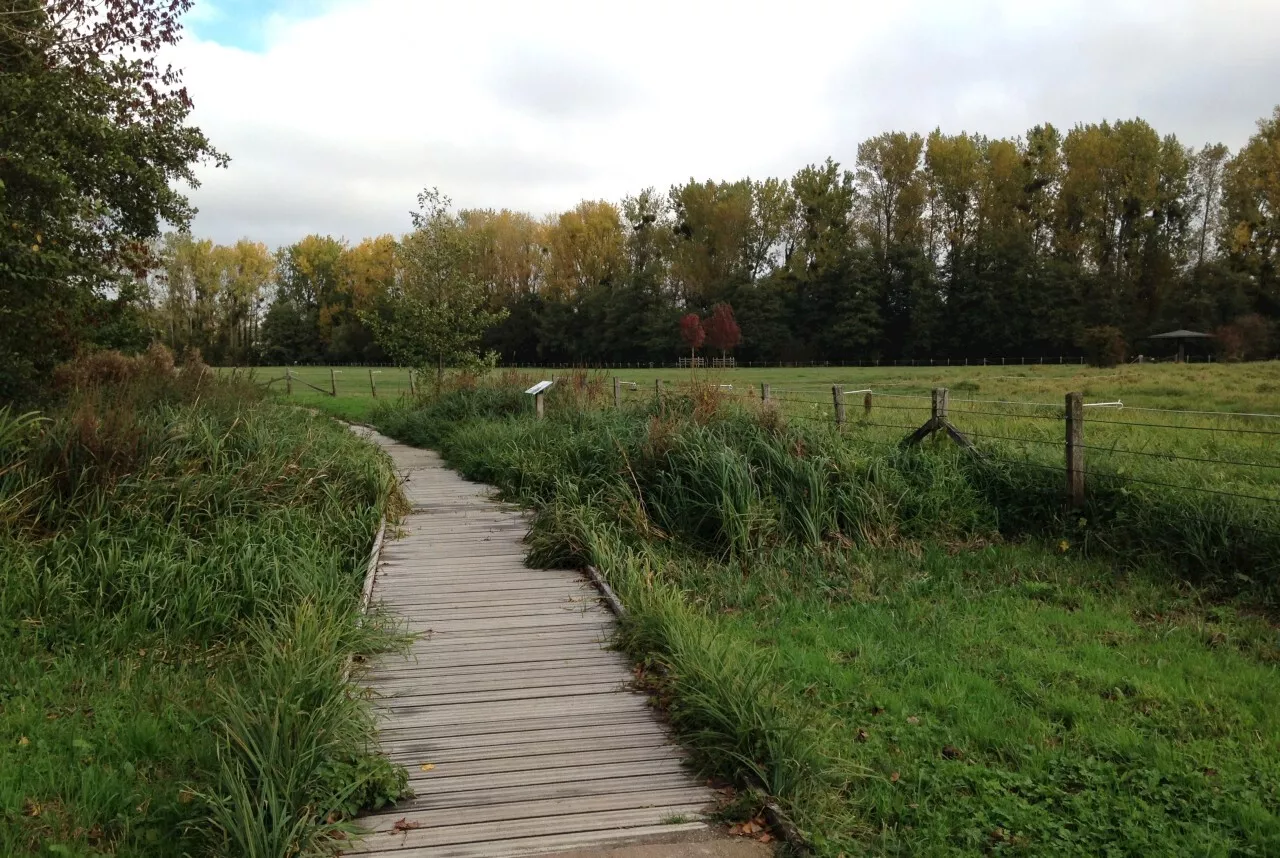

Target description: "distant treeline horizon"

left=151, top=107, right=1280, bottom=367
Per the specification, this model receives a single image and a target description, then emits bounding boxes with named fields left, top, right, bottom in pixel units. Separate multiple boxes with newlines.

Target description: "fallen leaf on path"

left=419, top=763, right=435, bottom=772
left=392, top=818, right=421, bottom=833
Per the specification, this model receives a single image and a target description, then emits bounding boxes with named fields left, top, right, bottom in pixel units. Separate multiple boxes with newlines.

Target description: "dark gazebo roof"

left=1148, top=329, right=1213, bottom=339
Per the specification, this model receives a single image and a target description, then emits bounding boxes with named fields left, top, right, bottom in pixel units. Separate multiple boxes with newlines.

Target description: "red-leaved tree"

left=704, top=303, right=742, bottom=361
left=679, top=313, right=705, bottom=363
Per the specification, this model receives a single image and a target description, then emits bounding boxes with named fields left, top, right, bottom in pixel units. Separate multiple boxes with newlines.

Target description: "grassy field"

left=2, top=351, right=408, bottom=856
left=366, top=382, right=1280, bottom=856
left=252, top=361, right=1280, bottom=511
left=241, top=361, right=1280, bottom=419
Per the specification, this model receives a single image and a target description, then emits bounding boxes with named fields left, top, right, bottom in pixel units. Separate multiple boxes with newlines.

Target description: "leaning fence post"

left=1066, top=392, right=1085, bottom=508
left=286, top=370, right=293, bottom=396
left=330, top=368, right=337, bottom=397
left=864, top=390, right=873, bottom=416
left=932, top=388, right=949, bottom=422
left=369, top=369, right=377, bottom=398
left=832, top=385, right=845, bottom=426
left=761, top=382, right=770, bottom=402
left=613, top=377, right=621, bottom=408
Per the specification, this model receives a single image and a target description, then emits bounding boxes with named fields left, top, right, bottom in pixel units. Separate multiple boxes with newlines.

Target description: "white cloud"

left=171, top=0, right=1280, bottom=247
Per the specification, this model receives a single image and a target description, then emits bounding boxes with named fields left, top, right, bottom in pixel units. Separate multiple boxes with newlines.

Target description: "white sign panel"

left=525, top=380, right=554, bottom=395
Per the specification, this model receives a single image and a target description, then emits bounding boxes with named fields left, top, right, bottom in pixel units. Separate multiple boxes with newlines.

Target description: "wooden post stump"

left=1066, top=392, right=1085, bottom=508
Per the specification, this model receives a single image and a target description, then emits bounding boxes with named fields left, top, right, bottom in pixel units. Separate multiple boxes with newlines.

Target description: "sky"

left=173, top=0, right=1280, bottom=248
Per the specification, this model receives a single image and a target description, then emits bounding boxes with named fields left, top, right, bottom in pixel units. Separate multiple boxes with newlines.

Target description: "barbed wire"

left=1086, top=471, right=1280, bottom=505
left=1083, top=418, right=1280, bottom=437
left=1112, top=405, right=1280, bottom=420
left=948, top=408, right=1066, bottom=421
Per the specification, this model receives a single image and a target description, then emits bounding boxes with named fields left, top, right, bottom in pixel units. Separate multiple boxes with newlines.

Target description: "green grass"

left=242, top=361, right=1280, bottom=417
left=369, top=385, right=1280, bottom=856
left=1, top=351, right=408, bottom=856
left=247, top=363, right=1280, bottom=506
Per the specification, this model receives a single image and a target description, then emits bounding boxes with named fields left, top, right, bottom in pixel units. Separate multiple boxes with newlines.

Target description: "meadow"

left=364, top=371, right=1280, bottom=856
left=1, top=350, right=408, bottom=856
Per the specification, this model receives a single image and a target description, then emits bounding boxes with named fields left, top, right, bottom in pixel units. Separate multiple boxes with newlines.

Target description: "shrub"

left=1215, top=314, right=1274, bottom=361
left=1078, top=325, right=1127, bottom=367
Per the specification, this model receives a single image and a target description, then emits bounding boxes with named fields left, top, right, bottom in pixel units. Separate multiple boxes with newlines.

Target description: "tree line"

left=149, top=107, right=1280, bottom=368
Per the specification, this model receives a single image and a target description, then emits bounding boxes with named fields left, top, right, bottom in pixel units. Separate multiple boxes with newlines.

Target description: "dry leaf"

left=942, top=745, right=964, bottom=760
left=392, top=818, right=422, bottom=833
left=890, top=771, right=900, bottom=782
left=758, top=833, right=774, bottom=844
left=906, top=716, right=920, bottom=725
left=856, top=729, right=869, bottom=743
left=419, top=763, right=435, bottom=772
left=17, top=736, right=29, bottom=746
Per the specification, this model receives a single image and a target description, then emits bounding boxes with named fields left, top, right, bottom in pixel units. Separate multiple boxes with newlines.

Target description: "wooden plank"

left=384, top=733, right=672, bottom=765
left=352, top=822, right=707, bottom=858
left=377, top=772, right=700, bottom=812
left=372, top=663, right=628, bottom=689
left=376, top=681, right=628, bottom=710
left=402, top=634, right=613, bottom=657
left=375, top=695, right=652, bottom=731
left=399, top=759, right=691, bottom=795
left=380, top=721, right=668, bottom=756
left=374, top=709, right=656, bottom=742
left=372, top=665, right=631, bottom=694
left=377, top=593, right=596, bottom=611
left=366, top=649, right=623, bottom=675
left=349, top=805, right=708, bottom=853
left=394, top=641, right=617, bottom=664
left=359, top=787, right=711, bottom=832
left=400, top=614, right=611, bottom=634
left=401, top=745, right=685, bottom=781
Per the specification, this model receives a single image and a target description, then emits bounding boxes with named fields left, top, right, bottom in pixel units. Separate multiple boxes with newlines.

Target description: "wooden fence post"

left=864, top=391, right=873, bottom=416
left=655, top=378, right=662, bottom=401
left=330, top=368, right=337, bottom=397
left=369, top=369, right=377, bottom=398
left=932, top=387, right=949, bottom=422
left=535, top=391, right=545, bottom=420
left=286, top=370, right=293, bottom=396
left=1065, top=392, right=1085, bottom=508
left=761, top=382, right=770, bottom=402
left=613, top=376, right=621, bottom=408
left=832, top=385, right=845, bottom=426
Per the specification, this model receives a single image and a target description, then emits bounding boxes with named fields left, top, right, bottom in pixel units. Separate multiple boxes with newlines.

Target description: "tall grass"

left=371, top=385, right=1280, bottom=855
left=1, top=349, right=407, bottom=856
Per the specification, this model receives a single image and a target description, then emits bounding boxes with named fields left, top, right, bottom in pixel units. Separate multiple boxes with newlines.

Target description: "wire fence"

left=603, top=376, right=1280, bottom=513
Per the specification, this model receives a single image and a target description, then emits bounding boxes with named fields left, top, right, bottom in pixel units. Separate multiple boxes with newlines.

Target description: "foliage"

left=0, top=0, right=223, bottom=402
left=1216, top=313, right=1276, bottom=361
left=679, top=313, right=705, bottom=359
left=1079, top=325, right=1128, bottom=367
left=704, top=303, right=742, bottom=357
left=362, top=189, right=507, bottom=373
left=0, top=354, right=407, bottom=855
left=169, top=105, right=1280, bottom=369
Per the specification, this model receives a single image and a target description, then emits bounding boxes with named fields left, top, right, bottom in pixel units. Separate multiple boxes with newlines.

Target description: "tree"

left=362, top=189, right=507, bottom=375
left=1190, top=143, right=1231, bottom=268
left=0, top=0, right=223, bottom=401
left=679, top=313, right=705, bottom=363
left=1222, top=108, right=1280, bottom=316
left=704, top=303, right=742, bottom=360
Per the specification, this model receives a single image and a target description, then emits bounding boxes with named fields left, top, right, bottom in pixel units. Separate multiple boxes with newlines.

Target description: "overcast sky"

left=173, top=0, right=1280, bottom=248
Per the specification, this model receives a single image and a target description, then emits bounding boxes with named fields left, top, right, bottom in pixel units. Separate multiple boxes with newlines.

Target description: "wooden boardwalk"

left=347, top=428, right=717, bottom=858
